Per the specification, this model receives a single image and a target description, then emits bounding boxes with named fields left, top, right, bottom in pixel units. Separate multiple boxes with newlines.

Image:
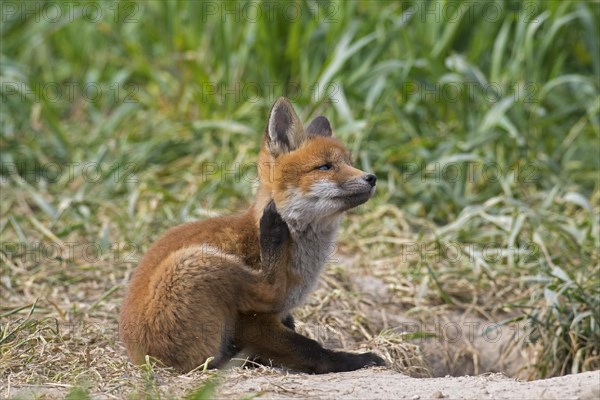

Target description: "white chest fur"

left=283, top=216, right=341, bottom=312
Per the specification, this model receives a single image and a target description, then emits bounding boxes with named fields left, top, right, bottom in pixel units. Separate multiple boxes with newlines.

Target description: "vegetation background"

left=1, top=0, right=598, bottom=398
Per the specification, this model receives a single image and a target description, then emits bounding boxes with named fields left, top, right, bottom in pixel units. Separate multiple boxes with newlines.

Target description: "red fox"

left=119, top=97, right=384, bottom=373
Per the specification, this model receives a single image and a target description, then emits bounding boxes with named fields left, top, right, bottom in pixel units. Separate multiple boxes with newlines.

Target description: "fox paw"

left=336, top=351, right=386, bottom=373
left=358, top=352, right=386, bottom=367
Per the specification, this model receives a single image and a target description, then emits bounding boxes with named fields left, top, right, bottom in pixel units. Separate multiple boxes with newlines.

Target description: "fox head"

left=257, top=98, right=377, bottom=231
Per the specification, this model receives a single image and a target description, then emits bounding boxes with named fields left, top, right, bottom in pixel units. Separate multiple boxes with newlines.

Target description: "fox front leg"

left=237, top=200, right=293, bottom=314
left=259, top=200, right=291, bottom=284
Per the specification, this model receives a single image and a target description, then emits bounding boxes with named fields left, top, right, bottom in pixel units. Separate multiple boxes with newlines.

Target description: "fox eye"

left=316, top=164, right=332, bottom=171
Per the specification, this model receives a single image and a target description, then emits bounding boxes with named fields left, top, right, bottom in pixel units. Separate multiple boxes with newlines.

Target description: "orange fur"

left=119, top=98, right=383, bottom=373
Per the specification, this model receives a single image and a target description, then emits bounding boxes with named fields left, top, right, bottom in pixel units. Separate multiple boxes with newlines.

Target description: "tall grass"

left=1, top=0, right=599, bottom=382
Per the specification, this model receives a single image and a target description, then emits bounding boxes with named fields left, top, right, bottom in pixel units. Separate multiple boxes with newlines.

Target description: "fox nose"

left=363, top=174, right=377, bottom=187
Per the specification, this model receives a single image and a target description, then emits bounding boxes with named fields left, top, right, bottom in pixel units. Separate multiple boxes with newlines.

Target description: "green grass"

left=1, top=0, right=599, bottom=391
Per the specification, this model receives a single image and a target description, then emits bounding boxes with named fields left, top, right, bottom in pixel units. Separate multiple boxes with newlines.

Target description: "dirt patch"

left=6, top=368, right=599, bottom=399
left=216, top=369, right=600, bottom=400
left=349, top=273, right=533, bottom=378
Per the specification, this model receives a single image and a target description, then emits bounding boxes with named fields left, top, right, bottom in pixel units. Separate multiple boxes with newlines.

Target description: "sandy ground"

left=217, top=369, right=600, bottom=400
left=5, top=368, right=599, bottom=399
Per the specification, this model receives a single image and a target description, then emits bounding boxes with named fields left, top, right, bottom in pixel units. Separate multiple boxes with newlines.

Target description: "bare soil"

left=216, top=369, right=600, bottom=400
left=6, top=368, right=599, bottom=399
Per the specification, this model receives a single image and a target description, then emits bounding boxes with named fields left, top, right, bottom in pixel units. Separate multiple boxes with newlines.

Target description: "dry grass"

left=0, top=203, right=433, bottom=399
left=3, top=194, right=596, bottom=397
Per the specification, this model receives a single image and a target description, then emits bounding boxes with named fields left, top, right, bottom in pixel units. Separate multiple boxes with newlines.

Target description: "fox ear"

left=266, top=97, right=305, bottom=157
left=305, top=116, right=333, bottom=137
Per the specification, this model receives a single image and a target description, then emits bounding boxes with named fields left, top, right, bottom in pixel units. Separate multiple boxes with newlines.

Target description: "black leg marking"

left=237, top=314, right=386, bottom=374
left=281, top=314, right=295, bottom=331
left=209, top=335, right=239, bottom=368
left=259, top=201, right=289, bottom=265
